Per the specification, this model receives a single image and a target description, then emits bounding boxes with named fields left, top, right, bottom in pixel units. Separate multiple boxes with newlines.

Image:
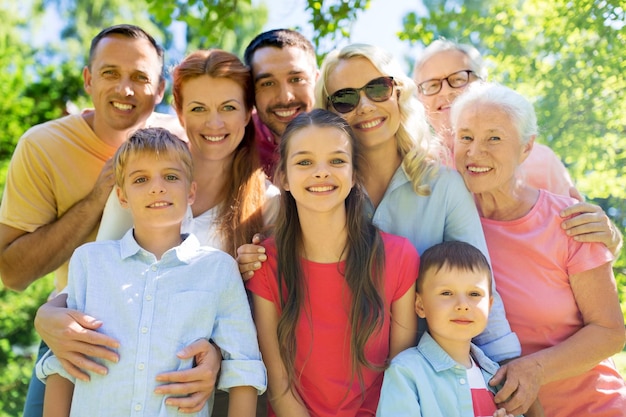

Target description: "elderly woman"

left=413, top=39, right=622, bottom=256
left=451, top=82, right=626, bottom=417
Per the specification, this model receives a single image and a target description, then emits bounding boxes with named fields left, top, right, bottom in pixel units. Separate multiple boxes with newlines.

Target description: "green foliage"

left=0, top=277, right=54, bottom=417
left=615, top=349, right=626, bottom=378
left=43, top=0, right=164, bottom=53
left=2, top=1, right=622, bottom=414
left=0, top=6, right=36, bottom=159
left=146, top=0, right=268, bottom=57
left=305, top=0, right=371, bottom=56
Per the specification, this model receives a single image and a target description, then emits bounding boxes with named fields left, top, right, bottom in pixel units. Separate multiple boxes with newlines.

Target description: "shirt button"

left=145, top=295, right=153, bottom=301
left=141, top=327, right=148, bottom=334
left=151, top=265, right=157, bottom=271
left=459, top=378, right=467, bottom=385
left=134, top=403, right=142, bottom=411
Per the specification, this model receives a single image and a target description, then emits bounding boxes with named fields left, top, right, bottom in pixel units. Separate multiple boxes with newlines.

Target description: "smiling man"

left=0, top=25, right=218, bottom=417
left=244, top=29, right=319, bottom=178
left=0, top=24, right=167, bottom=293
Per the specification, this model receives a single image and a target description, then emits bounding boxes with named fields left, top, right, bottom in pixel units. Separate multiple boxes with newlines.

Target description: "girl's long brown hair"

left=172, top=49, right=266, bottom=256
left=274, top=109, right=386, bottom=394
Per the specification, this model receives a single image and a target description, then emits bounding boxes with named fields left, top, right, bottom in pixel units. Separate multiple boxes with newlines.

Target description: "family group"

left=0, top=23, right=624, bottom=417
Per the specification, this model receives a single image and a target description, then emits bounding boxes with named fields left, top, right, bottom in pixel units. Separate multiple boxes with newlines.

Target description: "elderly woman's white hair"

left=450, top=82, right=539, bottom=144
left=316, top=43, right=441, bottom=196
left=414, top=39, right=487, bottom=81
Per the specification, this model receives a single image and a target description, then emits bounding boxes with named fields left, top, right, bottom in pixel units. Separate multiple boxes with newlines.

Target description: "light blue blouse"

left=369, top=164, right=521, bottom=362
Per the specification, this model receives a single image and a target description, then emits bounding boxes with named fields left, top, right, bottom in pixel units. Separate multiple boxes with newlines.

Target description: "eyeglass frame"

left=326, top=76, right=396, bottom=114
left=416, top=70, right=479, bottom=96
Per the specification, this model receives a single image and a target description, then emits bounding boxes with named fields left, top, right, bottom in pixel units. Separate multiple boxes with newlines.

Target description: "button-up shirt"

left=377, top=332, right=522, bottom=417
left=37, top=231, right=265, bottom=416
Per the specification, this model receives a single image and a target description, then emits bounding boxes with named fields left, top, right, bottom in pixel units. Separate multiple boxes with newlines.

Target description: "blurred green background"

left=1, top=0, right=624, bottom=415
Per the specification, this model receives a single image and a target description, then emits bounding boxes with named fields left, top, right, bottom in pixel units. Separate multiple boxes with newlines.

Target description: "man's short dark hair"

left=244, top=28, right=316, bottom=67
left=88, top=24, right=165, bottom=79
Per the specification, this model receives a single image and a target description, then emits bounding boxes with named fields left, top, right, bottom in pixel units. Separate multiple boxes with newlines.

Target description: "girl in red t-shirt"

left=246, top=109, right=419, bottom=417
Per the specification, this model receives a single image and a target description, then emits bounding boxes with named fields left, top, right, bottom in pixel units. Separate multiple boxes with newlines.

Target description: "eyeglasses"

left=417, top=70, right=476, bottom=96
left=327, top=76, right=395, bottom=114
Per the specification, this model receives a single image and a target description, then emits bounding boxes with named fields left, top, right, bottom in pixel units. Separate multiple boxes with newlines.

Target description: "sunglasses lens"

left=328, top=77, right=394, bottom=113
left=365, top=78, right=394, bottom=101
left=330, top=90, right=359, bottom=113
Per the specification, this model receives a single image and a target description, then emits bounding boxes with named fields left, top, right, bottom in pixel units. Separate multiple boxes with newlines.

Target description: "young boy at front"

left=376, top=241, right=520, bottom=417
left=36, top=127, right=265, bottom=417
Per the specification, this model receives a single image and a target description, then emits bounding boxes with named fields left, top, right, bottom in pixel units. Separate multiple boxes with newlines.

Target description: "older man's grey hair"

left=414, top=39, right=487, bottom=81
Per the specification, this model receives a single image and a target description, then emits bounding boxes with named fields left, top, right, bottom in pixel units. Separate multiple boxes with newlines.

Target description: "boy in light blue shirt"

left=37, top=127, right=265, bottom=417
left=376, top=241, right=521, bottom=417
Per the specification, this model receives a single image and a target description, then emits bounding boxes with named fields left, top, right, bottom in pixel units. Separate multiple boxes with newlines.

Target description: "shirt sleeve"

left=383, top=234, right=420, bottom=302
left=212, top=256, right=267, bottom=394
left=35, top=349, right=76, bottom=384
left=0, top=134, right=56, bottom=231
left=376, top=358, right=423, bottom=417
left=441, top=171, right=521, bottom=363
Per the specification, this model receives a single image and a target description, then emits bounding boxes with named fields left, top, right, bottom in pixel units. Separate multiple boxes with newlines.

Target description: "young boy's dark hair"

left=417, top=240, right=492, bottom=294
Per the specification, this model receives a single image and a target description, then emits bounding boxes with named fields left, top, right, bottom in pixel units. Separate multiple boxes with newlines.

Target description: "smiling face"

left=416, top=264, right=493, bottom=348
left=454, top=103, right=532, bottom=196
left=84, top=34, right=165, bottom=135
left=414, top=49, right=477, bottom=148
left=251, top=46, right=317, bottom=140
left=178, top=75, right=250, bottom=164
left=282, top=125, right=354, bottom=217
left=117, top=151, right=196, bottom=232
left=325, top=57, right=401, bottom=153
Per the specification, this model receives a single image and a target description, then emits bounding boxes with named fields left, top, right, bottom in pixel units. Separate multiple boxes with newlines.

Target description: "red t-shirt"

left=467, top=359, right=497, bottom=417
left=246, top=232, right=419, bottom=417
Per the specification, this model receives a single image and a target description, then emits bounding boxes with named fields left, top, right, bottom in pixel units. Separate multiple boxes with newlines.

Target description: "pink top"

left=481, top=190, right=625, bottom=416
left=246, top=232, right=419, bottom=417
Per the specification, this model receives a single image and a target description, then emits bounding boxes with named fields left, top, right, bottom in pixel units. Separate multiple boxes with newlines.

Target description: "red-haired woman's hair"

left=172, top=50, right=266, bottom=256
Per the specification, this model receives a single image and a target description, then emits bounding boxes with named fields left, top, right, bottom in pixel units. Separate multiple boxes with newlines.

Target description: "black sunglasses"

left=327, top=76, right=395, bottom=114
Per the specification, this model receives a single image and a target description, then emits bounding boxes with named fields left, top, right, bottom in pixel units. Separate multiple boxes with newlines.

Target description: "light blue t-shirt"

left=37, top=231, right=266, bottom=417
left=369, top=164, right=521, bottom=362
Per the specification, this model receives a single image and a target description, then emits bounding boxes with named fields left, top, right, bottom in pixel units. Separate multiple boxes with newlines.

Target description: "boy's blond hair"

left=114, top=127, right=193, bottom=189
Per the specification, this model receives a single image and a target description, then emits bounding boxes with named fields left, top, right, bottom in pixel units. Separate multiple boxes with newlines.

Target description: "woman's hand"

left=490, top=356, right=543, bottom=416
left=34, top=293, right=120, bottom=381
left=236, top=234, right=267, bottom=281
left=155, top=339, right=221, bottom=413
